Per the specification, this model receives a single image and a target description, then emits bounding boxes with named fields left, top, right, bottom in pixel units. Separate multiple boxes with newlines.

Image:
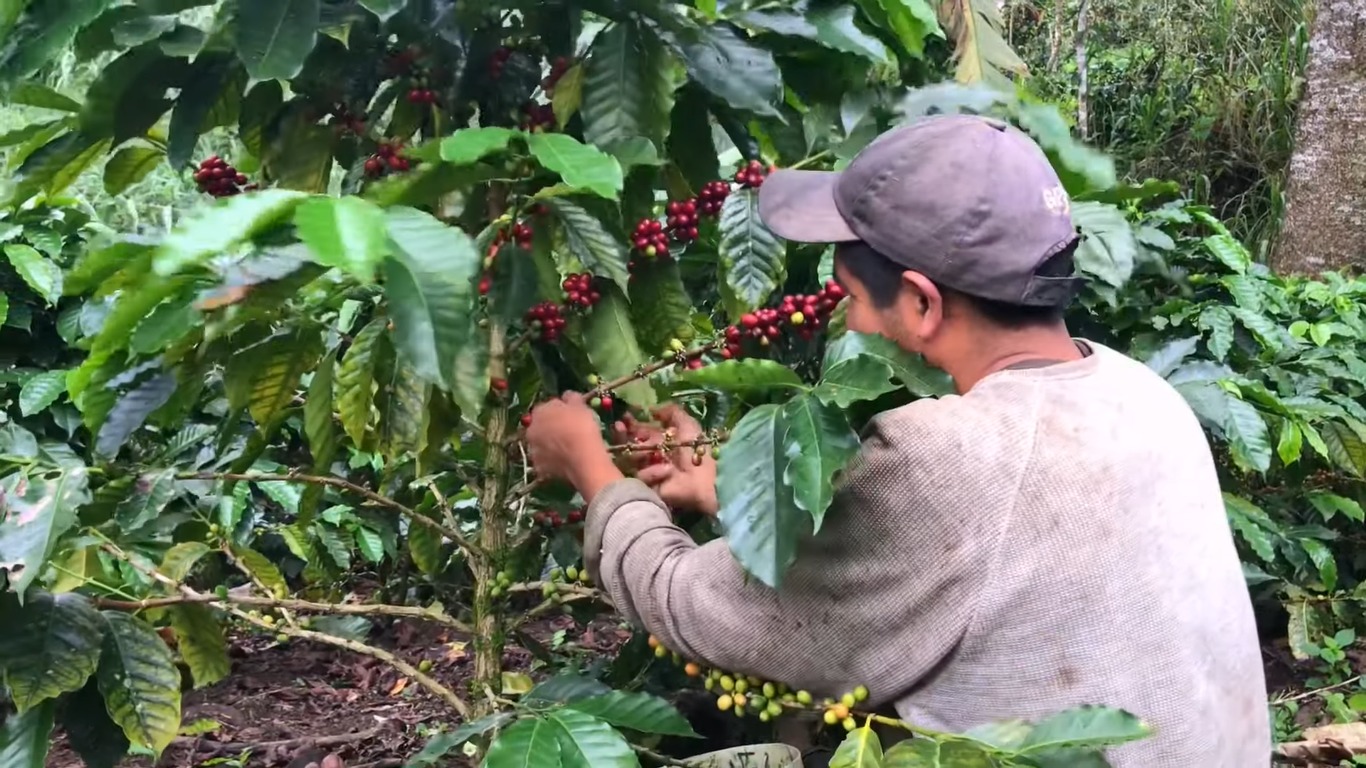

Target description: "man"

left=525, top=114, right=1270, bottom=766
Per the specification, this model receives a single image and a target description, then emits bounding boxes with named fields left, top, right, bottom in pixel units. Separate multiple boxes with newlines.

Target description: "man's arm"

left=581, top=406, right=1009, bottom=706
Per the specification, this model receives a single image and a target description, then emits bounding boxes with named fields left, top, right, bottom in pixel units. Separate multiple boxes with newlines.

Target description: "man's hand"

left=525, top=393, right=620, bottom=498
left=612, top=403, right=718, bottom=515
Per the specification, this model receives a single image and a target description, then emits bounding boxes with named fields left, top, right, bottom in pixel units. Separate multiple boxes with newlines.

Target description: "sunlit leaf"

left=97, top=612, right=182, bottom=754
left=0, top=466, right=91, bottom=597
left=295, top=195, right=390, bottom=281
left=169, top=603, right=230, bottom=688
left=718, top=187, right=785, bottom=317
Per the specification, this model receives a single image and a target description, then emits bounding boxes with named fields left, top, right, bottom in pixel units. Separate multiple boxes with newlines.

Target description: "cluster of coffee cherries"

left=524, top=302, right=568, bottom=343
left=560, top=272, right=600, bottom=310
left=520, top=102, right=556, bottom=132
left=531, top=507, right=585, bottom=529
left=648, top=635, right=870, bottom=728
left=194, top=156, right=255, bottom=198
left=488, top=569, right=516, bottom=599
left=406, top=83, right=439, bottom=105
left=363, top=141, right=410, bottom=178
left=477, top=221, right=536, bottom=296
left=489, top=47, right=514, bottom=78
left=720, top=281, right=846, bottom=359
left=631, top=218, right=672, bottom=260
left=697, top=180, right=731, bottom=216
left=542, top=56, right=572, bottom=96
left=665, top=199, right=701, bottom=244
left=328, top=103, right=367, bottom=137
left=539, top=566, right=593, bottom=605
left=734, top=159, right=772, bottom=188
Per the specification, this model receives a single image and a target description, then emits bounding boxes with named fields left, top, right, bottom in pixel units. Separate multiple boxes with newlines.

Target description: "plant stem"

left=597, top=341, right=722, bottom=395
left=93, top=593, right=472, bottom=633
left=181, top=471, right=483, bottom=559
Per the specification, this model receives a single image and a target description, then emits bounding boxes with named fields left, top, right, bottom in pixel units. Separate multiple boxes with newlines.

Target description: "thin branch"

left=98, top=541, right=472, bottom=719
left=182, top=471, right=483, bottom=559
left=633, top=744, right=691, bottom=767
left=172, top=726, right=384, bottom=753
left=93, top=593, right=472, bottom=634
left=1271, top=673, right=1365, bottom=705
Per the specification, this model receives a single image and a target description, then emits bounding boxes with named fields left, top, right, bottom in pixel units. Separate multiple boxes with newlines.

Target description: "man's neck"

left=943, top=328, right=1084, bottom=394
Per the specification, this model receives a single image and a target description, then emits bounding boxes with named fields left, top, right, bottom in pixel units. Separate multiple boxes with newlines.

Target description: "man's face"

left=832, top=258, right=942, bottom=358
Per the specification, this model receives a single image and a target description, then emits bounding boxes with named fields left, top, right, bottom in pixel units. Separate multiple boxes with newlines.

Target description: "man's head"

left=757, top=114, right=1083, bottom=373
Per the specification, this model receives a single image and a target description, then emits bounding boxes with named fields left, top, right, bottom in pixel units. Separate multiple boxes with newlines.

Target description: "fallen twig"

left=172, top=726, right=384, bottom=753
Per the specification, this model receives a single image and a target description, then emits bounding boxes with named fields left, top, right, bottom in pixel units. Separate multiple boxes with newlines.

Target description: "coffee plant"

left=0, top=1, right=1158, bottom=766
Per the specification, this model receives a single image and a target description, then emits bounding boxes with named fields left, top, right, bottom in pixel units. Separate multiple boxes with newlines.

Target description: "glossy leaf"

left=716, top=403, right=809, bottom=588
left=381, top=359, right=432, bottom=457
left=546, top=708, right=640, bottom=768
left=95, top=372, right=177, bottom=457
left=439, top=126, right=518, bottom=165
left=337, top=318, right=387, bottom=445
left=383, top=207, right=485, bottom=417
left=1071, top=201, right=1136, bottom=289
left=1223, top=394, right=1272, bottom=473
left=483, top=716, right=563, bottom=768
left=781, top=393, right=859, bottom=531
left=169, top=604, right=230, bottom=688
left=0, top=591, right=105, bottom=712
left=0, top=1, right=117, bottom=89
left=154, top=189, right=308, bottom=276
left=10, top=131, right=113, bottom=203
left=581, top=23, right=679, bottom=149
left=0, top=467, right=91, bottom=597
left=167, top=53, right=240, bottom=169
left=0, top=698, right=56, bottom=768
left=883, top=738, right=996, bottom=766
left=1322, top=420, right=1366, bottom=476
left=1144, top=337, right=1199, bottom=379
left=524, top=674, right=612, bottom=705
left=114, top=469, right=178, bottom=531
left=103, top=146, right=163, bottom=196
left=19, top=369, right=67, bottom=416
left=408, top=713, right=514, bottom=766
left=718, top=187, right=785, bottom=315
left=5, top=244, right=63, bottom=305
left=626, top=259, right=693, bottom=353
left=544, top=197, right=631, bottom=296
left=1224, top=494, right=1277, bottom=563
left=1019, top=706, right=1150, bottom=752
left=819, top=331, right=952, bottom=404
left=160, top=542, right=212, bottom=582
left=232, top=545, right=289, bottom=595
left=97, top=612, right=182, bottom=754
left=235, top=0, right=319, bottom=81
left=567, top=691, right=698, bottom=737
left=675, top=358, right=804, bottom=398
left=527, top=133, right=624, bottom=201
left=295, top=195, right=390, bottom=281
left=740, top=4, right=891, bottom=63
left=80, top=45, right=188, bottom=144
left=654, top=19, right=782, bottom=118
left=830, top=725, right=884, bottom=768
left=581, top=285, right=656, bottom=407
left=862, top=0, right=940, bottom=58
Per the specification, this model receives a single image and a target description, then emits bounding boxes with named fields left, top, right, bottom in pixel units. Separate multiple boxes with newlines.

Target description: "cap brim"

left=757, top=169, right=860, bottom=244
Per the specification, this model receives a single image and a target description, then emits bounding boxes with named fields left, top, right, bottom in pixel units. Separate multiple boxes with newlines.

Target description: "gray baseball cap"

left=757, top=114, right=1082, bottom=307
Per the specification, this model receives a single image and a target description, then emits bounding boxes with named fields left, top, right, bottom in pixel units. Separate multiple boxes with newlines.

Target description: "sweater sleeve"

left=582, top=402, right=1012, bottom=706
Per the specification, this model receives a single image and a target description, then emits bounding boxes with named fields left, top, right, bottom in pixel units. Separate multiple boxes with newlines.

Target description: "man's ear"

left=901, top=271, right=944, bottom=338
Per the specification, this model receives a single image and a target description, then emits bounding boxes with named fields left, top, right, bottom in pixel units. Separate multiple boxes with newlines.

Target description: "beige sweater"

left=585, top=341, right=1270, bottom=767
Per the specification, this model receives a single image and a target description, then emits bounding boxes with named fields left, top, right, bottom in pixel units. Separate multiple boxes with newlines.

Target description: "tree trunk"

left=1271, top=0, right=1366, bottom=275
left=1075, top=0, right=1090, bottom=140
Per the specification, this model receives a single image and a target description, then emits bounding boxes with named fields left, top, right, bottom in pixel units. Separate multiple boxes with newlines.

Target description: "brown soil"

left=46, top=612, right=634, bottom=768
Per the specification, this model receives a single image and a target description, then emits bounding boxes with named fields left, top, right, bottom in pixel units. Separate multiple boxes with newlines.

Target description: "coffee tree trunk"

left=1271, top=0, right=1366, bottom=275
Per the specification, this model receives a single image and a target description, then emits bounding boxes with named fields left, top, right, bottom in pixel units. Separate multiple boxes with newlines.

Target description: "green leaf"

left=1071, top=201, right=1136, bottom=289
left=1223, top=392, right=1272, bottom=473
left=740, top=4, right=890, bottom=63
left=0, top=591, right=105, bottom=713
left=167, top=53, right=241, bottom=169
left=231, top=546, right=288, bottom=595
left=546, top=708, right=640, bottom=768
left=580, top=23, right=679, bottom=149
left=19, top=369, right=67, bottom=416
left=527, top=133, right=624, bottom=201
left=1198, top=306, right=1235, bottom=361
left=130, top=296, right=198, bottom=355
left=160, top=542, right=212, bottom=582
left=675, top=358, right=804, bottom=398
left=408, top=713, right=515, bottom=766
left=1323, top=420, right=1366, bottom=476
left=438, top=126, right=518, bottom=165
left=1144, top=337, right=1199, bottom=379
left=295, top=196, right=390, bottom=281
left=524, top=675, right=612, bottom=705
left=154, top=189, right=309, bottom=276
left=336, top=318, right=386, bottom=445
left=59, top=678, right=130, bottom=768
left=781, top=394, right=859, bottom=531
left=830, top=725, right=884, bottom=768
left=717, top=403, right=808, bottom=588
left=359, top=0, right=406, bottom=21
left=1308, top=492, right=1365, bottom=523
left=580, top=285, right=656, bottom=407
left=544, top=197, right=631, bottom=296
left=1204, top=233, right=1251, bottom=274
left=9, top=82, right=82, bottom=112
left=102, top=146, right=163, bottom=195
left=654, top=20, right=782, bottom=118
left=626, top=259, right=693, bottom=353
left=861, top=0, right=941, bottom=58
left=0, top=467, right=91, bottom=597
left=567, top=691, right=698, bottom=737
left=1302, top=538, right=1337, bottom=592
left=884, top=738, right=995, bottom=766
left=4, top=244, right=63, bottom=305
left=484, top=716, right=563, bottom=768
left=169, top=603, right=230, bottom=688
left=1224, top=494, right=1277, bottom=563
left=936, top=0, right=1026, bottom=87
left=407, top=519, right=440, bottom=575
left=235, top=0, right=319, bottom=81
left=0, top=697, right=55, bottom=768
left=261, top=106, right=335, bottom=192
left=381, top=359, right=432, bottom=457
left=819, top=331, right=952, bottom=404
left=1020, top=705, right=1150, bottom=752
left=80, top=45, right=188, bottom=144
left=238, top=80, right=283, bottom=157
left=0, top=1, right=116, bottom=90
left=114, top=469, right=178, bottom=531
left=718, top=187, right=785, bottom=315
left=10, top=131, right=113, bottom=203
left=97, top=612, right=182, bottom=755
left=304, top=350, right=338, bottom=516
left=383, top=207, right=485, bottom=418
